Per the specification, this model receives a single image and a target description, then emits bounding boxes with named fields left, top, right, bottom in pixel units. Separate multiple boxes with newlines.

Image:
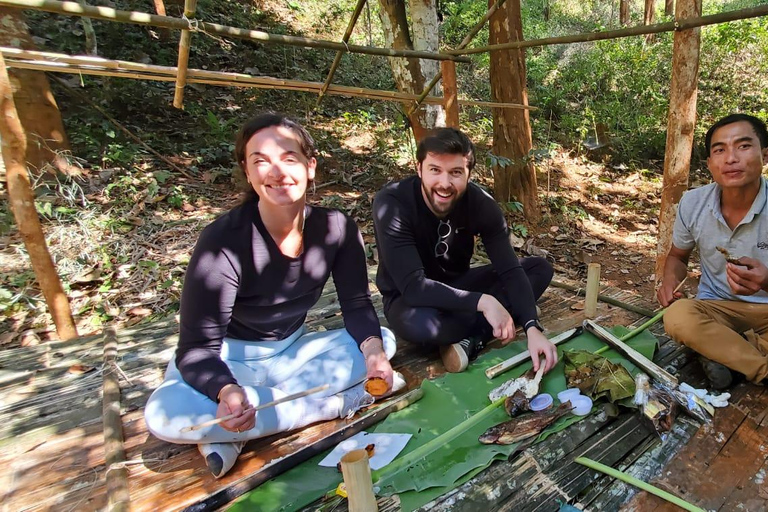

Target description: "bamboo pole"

left=316, top=0, right=367, bottom=107
left=654, top=0, right=702, bottom=284
left=0, top=0, right=469, bottom=62
left=550, top=279, right=656, bottom=318
left=103, top=328, right=130, bottom=512
left=408, top=0, right=507, bottom=115
left=1, top=48, right=534, bottom=110
left=441, top=60, right=459, bottom=128
left=584, top=263, right=601, bottom=319
left=447, top=3, right=768, bottom=54
left=340, top=450, right=378, bottom=512
left=0, top=52, right=78, bottom=341
left=172, top=0, right=196, bottom=109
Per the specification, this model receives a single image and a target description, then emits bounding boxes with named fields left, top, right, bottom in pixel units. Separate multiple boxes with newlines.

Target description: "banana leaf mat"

left=229, top=326, right=658, bottom=512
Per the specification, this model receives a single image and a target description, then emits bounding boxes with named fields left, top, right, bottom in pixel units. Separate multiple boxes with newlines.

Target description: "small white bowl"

left=569, top=395, right=593, bottom=416
left=557, top=388, right=582, bottom=404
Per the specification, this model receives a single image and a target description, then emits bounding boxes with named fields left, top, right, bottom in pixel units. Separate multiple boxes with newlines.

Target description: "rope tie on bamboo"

left=181, top=15, right=231, bottom=47
left=102, top=357, right=134, bottom=386
left=342, top=40, right=350, bottom=53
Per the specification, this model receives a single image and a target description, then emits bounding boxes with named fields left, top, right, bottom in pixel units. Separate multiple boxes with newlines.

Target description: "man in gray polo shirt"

left=658, top=113, right=768, bottom=389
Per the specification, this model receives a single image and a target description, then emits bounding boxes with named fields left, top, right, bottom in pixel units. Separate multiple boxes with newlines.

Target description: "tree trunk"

left=152, top=0, right=171, bottom=40
left=377, top=0, right=444, bottom=142
left=620, top=0, right=630, bottom=25
left=0, top=8, right=75, bottom=176
left=644, top=0, right=656, bottom=42
left=0, top=52, right=78, bottom=341
left=488, top=0, right=538, bottom=219
left=654, top=0, right=702, bottom=284
left=665, top=0, right=674, bottom=16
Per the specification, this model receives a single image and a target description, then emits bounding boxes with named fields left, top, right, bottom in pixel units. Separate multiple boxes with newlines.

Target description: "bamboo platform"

left=0, top=267, right=765, bottom=511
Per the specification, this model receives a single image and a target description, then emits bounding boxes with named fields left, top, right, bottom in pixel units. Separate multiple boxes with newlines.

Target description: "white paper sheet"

left=318, top=431, right=412, bottom=471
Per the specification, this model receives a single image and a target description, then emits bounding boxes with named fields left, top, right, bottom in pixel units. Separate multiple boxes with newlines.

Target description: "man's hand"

left=217, top=384, right=255, bottom=433
left=657, top=277, right=684, bottom=307
left=477, top=294, right=515, bottom=343
left=361, top=337, right=394, bottom=394
left=527, top=328, right=558, bottom=373
left=726, top=257, right=768, bottom=295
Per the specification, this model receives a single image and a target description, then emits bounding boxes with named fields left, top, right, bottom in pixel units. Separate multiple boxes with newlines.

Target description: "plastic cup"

left=530, top=393, right=554, bottom=412
left=570, top=395, right=593, bottom=416
left=557, top=388, right=582, bottom=404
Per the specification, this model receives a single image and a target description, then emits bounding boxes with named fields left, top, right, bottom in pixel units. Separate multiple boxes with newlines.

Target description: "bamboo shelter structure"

left=1, top=0, right=767, bottom=349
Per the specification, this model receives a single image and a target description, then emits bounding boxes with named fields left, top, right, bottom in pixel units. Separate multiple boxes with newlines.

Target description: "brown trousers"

left=664, top=298, right=768, bottom=383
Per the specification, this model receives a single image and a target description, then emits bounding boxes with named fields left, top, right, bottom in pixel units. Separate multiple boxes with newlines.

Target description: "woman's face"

left=243, top=125, right=316, bottom=207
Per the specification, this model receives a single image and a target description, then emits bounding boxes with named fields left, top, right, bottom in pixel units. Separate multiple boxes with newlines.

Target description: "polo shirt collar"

left=709, top=176, right=767, bottom=227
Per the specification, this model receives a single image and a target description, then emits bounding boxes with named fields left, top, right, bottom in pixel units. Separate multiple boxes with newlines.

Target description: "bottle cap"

left=530, top=393, right=554, bottom=412
left=570, top=395, right=594, bottom=416
left=557, top=388, right=582, bottom=404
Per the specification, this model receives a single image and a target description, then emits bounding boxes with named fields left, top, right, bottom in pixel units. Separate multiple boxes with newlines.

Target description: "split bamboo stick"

left=584, top=263, right=601, bottom=319
left=448, top=3, right=768, bottom=54
left=0, top=0, right=469, bottom=62
left=340, top=450, right=378, bottom=512
left=0, top=52, right=78, bottom=341
left=316, top=0, right=367, bottom=106
left=172, top=0, right=196, bottom=108
left=103, top=328, right=130, bottom=512
left=1, top=48, right=534, bottom=109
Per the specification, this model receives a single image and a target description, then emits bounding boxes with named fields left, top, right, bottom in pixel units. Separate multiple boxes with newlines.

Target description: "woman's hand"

left=217, top=384, right=256, bottom=433
left=361, top=337, right=394, bottom=394
left=526, top=328, right=558, bottom=373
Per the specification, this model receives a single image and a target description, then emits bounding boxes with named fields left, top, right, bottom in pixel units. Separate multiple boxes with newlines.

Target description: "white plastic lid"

left=570, top=395, right=593, bottom=416
left=530, top=393, right=554, bottom=412
left=557, top=388, right=582, bottom=404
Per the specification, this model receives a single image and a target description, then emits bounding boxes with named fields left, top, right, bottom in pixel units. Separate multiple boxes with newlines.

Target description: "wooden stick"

left=0, top=0, right=470, bottom=62
left=448, top=3, right=768, bottom=55
left=172, top=0, right=196, bottom=109
left=3, top=50, right=535, bottom=110
left=583, top=319, right=678, bottom=388
left=341, top=450, right=378, bottom=512
left=672, top=275, right=688, bottom=295
left=441, top=59, right=459, bottom=128
left=486, top=327, right=582, bottom=379
left=0, top=52, right=78, bottom=341
left=550, top=279, right=656, bottom=318
left=182, top=388, right=425, bottom=512
left=316, top=0, right=367, bottom=106
left=50, top=74, right=197, bottom=180
left=103, top=328, right=130, bottom=512
left=181, top=384, right=330, bottom=433
left=585, top=263, right=601, bottom=319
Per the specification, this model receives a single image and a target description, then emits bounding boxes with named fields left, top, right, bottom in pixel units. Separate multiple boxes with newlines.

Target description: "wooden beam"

left=585, top=263, right=601, bottom=319
left=172, top=0, right=196, bottom=109
left=0, top=0, right=470, bottom=62
left=2, top=48, right=533, bottom=110
left=441, top=60, right=459, bottom=128
left=654, top=0, right=702, bottom=284
left=316, top=0, right=367, bottom=107
left=448, top=3, right=768, bottom=54
left=0, top=52, right=77, bottom=341
left=103, top=328, right=130, bottom=512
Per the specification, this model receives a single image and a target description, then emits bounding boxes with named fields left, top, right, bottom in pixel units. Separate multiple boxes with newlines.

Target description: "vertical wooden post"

left=103, top=329, right=130, bottom=512
left=620, top=0, right=630, bottom=25
left=665, top=0, right=675, bottom=16
left=585, top=263, right=601, bottom=319
left=655, top=0, right=702, bottom=283
left=172, top=0, right=197, bottom=109
left=644, top=0, right=657, bottom=42
left=440, top=60, right=459, bottom=128
left=341, top=449, right=378, bottom=512
left=0, top=52, right=78, bottom=340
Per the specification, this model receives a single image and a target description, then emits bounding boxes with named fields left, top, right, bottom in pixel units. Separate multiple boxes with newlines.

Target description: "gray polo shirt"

left=673, top=176, right=768, bottom=303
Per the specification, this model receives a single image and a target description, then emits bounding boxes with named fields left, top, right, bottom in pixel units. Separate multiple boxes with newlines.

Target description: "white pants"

left=144, top=326, right=396, bottom=444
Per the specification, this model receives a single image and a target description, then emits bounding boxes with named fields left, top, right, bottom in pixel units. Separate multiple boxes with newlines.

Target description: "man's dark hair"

left=705, top=113, right=768, bottom=156
left=416, top=127, right=476, bottom=171
left=233, top=113, right=316, bottom=201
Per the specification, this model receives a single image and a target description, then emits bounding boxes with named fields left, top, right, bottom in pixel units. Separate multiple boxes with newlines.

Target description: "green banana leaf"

left=229, top=326, right=658, bottom=512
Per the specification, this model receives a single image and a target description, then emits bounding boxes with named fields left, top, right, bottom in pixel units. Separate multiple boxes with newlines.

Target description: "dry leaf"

left=68, top=363, right=95, bottom=375
left=570, top=301, right=585, bottom=311
left=127, top=307, right=152, bottom=317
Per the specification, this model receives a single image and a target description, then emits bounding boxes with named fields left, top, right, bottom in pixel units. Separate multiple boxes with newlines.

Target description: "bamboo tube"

left=2, top=49, right=533, bottom=109
left=408, top=0, right=508, bottom=114
left=448, top=3, right=768, bottom=54
left=103, top=328, right=130, bottom=512
left=317, top=0, right=367, bottom=106
left=584, top=263, right=601, bottom=319
left=0, top=0, right=469, bottom=62
left=340, top=449, right=378, bottom=512
left=172, top=0, right=196, bottom=108
left=0, top=53, right=78, bottom=341
left=550, top=279, right=656, bottom=318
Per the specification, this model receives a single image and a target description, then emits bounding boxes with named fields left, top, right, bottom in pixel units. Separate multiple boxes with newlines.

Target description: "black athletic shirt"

left=176, top=198, right=381, bottom=402
left=373, top=175, right=538, bottom=323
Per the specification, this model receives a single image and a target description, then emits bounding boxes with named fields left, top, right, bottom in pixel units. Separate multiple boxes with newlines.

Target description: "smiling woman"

left=143, top=114, right=398, bottom=479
